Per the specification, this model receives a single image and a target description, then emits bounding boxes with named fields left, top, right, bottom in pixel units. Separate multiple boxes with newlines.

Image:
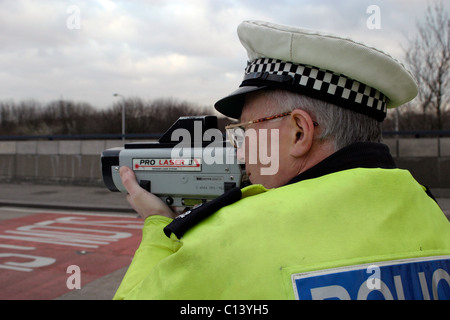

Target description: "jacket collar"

left=286, top=142, right=396, bottom=186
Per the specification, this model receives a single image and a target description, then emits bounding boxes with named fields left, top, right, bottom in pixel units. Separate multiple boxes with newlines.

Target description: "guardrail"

left=0, top=133, right=163, bottom=141
left=382, top=130, right=450, bottom=137
left=0, top=130, right=449, bottom=141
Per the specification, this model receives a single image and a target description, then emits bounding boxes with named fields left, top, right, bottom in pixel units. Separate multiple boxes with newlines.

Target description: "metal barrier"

left=0, top=130, right=449, bottom=141
left=0, top=133, right=163, bottom=141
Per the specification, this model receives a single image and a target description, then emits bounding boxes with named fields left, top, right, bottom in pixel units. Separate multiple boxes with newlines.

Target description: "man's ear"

left=289, top=109, right=316, bottom=158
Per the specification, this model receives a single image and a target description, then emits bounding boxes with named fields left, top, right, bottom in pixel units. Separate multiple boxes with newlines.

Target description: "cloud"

left=0, top=0, right=436, bottom=110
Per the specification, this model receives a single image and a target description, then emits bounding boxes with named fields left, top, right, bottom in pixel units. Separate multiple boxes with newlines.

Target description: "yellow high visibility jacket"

left=114, top=143, right=450, bottom=300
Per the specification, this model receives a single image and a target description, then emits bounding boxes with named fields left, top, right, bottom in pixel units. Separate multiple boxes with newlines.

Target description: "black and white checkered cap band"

left=241, top=58, right=389, bottom=121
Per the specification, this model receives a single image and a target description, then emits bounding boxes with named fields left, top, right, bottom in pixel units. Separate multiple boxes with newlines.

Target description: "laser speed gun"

left=101, top=116, right=248, bottom=208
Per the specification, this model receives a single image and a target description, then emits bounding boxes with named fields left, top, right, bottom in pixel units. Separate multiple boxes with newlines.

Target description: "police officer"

left=114, top=21, right=450, bottom=300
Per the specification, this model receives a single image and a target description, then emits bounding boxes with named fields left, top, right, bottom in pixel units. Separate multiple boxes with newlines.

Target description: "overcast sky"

left=0, top=0, right=443, bottom=111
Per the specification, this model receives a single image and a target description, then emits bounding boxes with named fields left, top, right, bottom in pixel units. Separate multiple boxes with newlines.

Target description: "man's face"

left=236, top=94, right=296, bottom=189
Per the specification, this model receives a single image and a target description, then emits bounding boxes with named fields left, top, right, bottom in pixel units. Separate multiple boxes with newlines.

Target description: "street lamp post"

left=113, top=93, right=125, bottom=140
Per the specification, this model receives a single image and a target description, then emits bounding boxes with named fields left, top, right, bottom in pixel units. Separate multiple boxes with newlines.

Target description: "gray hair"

left=259, top=89, right=382, bottom=151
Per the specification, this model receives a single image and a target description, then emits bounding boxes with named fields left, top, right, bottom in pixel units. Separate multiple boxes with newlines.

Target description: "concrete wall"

left=383, top=137, right=450, bottom=189
left=0, top=140, right=129, bottom=186
left=0, top=138, right=449, bottom=188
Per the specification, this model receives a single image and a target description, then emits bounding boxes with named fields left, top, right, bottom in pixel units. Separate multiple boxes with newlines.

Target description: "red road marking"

left=0, top=212, right=143, bottom=300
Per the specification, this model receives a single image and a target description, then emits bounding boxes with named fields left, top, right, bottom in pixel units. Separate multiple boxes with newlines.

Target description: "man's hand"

left=119, top=166, right=176, bottom=220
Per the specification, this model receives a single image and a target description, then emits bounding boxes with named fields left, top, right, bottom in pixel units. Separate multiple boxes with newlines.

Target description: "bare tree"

left=0, top=97, right=228, bottom=137
left=403, top=1, right=449, bottom=130
left=107, top=97, right=212, bottom=135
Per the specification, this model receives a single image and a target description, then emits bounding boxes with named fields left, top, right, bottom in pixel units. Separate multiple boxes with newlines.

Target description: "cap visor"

left=214, top=85, right=268, bottom=119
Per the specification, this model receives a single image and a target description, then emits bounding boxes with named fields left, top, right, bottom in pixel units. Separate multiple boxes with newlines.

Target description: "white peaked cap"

left=215, top=20, right=418, bottom=121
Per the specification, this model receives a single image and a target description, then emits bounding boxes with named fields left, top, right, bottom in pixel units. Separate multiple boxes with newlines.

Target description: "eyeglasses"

left=225, top=112, right=292, bottom=148
left=225, top=112, right=318, bottom=148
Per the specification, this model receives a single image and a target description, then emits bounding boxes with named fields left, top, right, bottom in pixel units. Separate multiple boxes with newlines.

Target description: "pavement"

left=0, top=182, right=134, bottom=213
left=0, top=182, right=448, bottom=300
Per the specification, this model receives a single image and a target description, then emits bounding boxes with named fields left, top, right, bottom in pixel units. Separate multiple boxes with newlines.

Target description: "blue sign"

left=292, top=256, right=450, bottom=300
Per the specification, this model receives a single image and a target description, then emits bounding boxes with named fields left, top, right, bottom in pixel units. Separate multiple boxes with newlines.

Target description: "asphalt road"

left=0, top=206, right=142, bottom=300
